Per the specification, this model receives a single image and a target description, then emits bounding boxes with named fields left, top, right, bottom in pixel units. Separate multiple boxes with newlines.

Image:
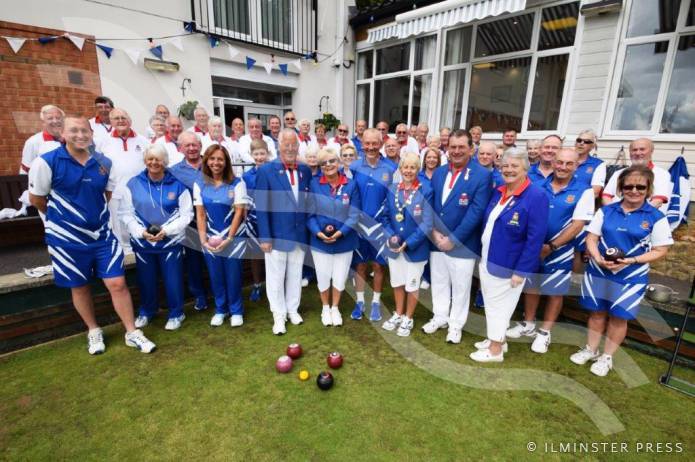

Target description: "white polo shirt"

left=326, top=137, right=355, bottom=154
left=20, top=131, right=61, bottom=174
left=602, top=163, right=673, bottom=214
left=97, top=130, right=149, bottom=186
left=187, top=125, right=208, bottom=140
left=238, top=134, right=277, bottom=163
left=89, top=116, right=112, bottom=146
left=155, top=134, right=184, bottom=166
left=201, top=134, right=245, bottom=177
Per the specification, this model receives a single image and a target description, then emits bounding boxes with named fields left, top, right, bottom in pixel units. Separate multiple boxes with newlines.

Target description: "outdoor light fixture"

left=580, top=0, right=622, bottom=17
left=144, top=58, right=180, bottom=72
left=180, top=78, right=191, bottom=97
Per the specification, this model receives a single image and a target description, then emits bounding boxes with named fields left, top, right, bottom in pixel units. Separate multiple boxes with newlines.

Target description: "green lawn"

left=1, top=285, right=694, bottom=461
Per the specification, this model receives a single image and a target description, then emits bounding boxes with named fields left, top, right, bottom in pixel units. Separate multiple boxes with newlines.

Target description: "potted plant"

left=178, top=100, right=198, bottom=121
left=315, top=113, right=341, bottom=133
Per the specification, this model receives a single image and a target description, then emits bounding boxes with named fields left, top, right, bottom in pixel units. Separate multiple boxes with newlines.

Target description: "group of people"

left=22, top=96, right=674, bottom=378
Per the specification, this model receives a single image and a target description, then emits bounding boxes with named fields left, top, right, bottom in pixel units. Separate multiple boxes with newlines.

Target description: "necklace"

left=394, top=183, right=420, bottom=222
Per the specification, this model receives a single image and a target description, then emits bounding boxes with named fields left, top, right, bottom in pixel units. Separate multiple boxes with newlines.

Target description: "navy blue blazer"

left=307, top=174, right=361, bottom=254
left=255, top=159, right=312, bottom=251
left=380, top=182, right=434, bottom=262
left=430, top=161, right=492, bottom=258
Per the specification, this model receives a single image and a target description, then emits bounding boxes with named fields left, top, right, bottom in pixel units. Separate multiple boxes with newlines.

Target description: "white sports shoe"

left=506, top=321, right=536, bottom=339
left=570, top=345, right=600, bottom=365
left=164, top=315, right=185, bottom=331
left=590, top=354, right=613, bottom=377
left=125, top=329, right=156, bottom=353
left=210, top=313, right=226, bottom=327
left=382, top=313, right=403, bottom=331
left=420, top=280, right=430, bottom=290
left=396, top=317, right=414, bottom=337
left=87, top=328, right=105, bottom=355
left=469, top=348, right=503, bottom=363
left=474, top=338, right=509, bottom=353
left=446, top=328, right=462, bottom=344
left=531, top=330, right=551, bottom=354
left=288, top=312, right=303, bottom=325
left=330, top=307, right=343, bottom=326
left=272, top=315, right=286, bottom=335
left=321, top=307, right=333, bottom=327
left=301, top=278, right=309, bottom=288
left=134, top=315, right=149, bottom=329
left=230, top=315, right=244, bottom=327
left=421, top=318, right=448, bottom=334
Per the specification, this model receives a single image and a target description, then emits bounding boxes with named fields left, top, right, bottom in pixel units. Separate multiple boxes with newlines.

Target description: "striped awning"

left=367, top=0, right=527, bottom=43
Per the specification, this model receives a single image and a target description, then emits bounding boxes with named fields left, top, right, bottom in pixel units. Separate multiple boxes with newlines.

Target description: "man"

left=169, top=131, right=209, bottom=311
left=469, top=125, right=482, bottom=156
left=528, top=135, right=561, bottom=183
left=231, top=117, right=245, bottom=141
left=350, top=128, right=397, bottom=321
left=297, top=119, right=318, bottom=157
left=89, top=96, right=114, bottom=145
left=238, top=118, right=277, bottom=164
left=573, top=129, right=605, bottom=197
left=394, top=123, right=419, bottom=155
left=268, top=115, right=281, bottom=151
left=439, top=127, right=451, bottom=156
left=284, top=111, right=298, bottom=132
left=408, top=125, right=417, bottom=138
left=20, top=104, right=64, bottom=174
left=502, top=128, right=517, bottom=148
left=423, top=130, right=492, bottom=343
left=415, top=123, right=429, bottom=151
left=255, top=129, right=312, bottom=335
left=327, top=124, right=354, bottom=152
left=155, top=116, right=185, bottom=165
left=187, top=106, right=209, bottom=138
left=352, top=119, right=367, bottom=157
left=602, top=138, right=672, bottom=213
left=383, top=137, right=402, bottom=182
left=28, top=116, right=155, bottom=354
left=508, top=148, right=594, bottom=353
left=475, top=141, right=504, bottom=188
left=376, top=120, right=390, bottom=143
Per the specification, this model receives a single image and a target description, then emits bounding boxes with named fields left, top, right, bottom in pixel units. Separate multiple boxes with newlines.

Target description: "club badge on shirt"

left=341, top=193, right=350, bottom=205
left=641, top=220, right=650, bottom=230
left=413, top=204, right=422, bottom=216
left=508, top=211, right=520, bottom=226
left=167, top=191, right=176, bottom=200
left=586, top=166, right=594, bottom=173
left=459, top=193, right=469, bottom=206
left=228, top=189, right=235, bottom=199
left=566, top=194, right=575, bottom=204
left=99, top=165, right=108, bottom=176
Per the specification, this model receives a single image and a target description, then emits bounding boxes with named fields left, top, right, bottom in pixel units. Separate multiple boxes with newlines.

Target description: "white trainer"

left=272, top=315, right=286, bottom=335
left=330, top=307, right=343, bottom=326
left=288, top=312, right=303, bottom=325
left=396, top=317, right=414, bottom=337
left=531, top=330, right=551, bottom=354
left=134, top=315, right=149, bottom=329
left=590, top=354, right=613, bottom=377
left=321, top=307, right=333, bottom=327
left=446, top=328, right=462, bottom=344
left=87, top=328, right=105, bottom=355
left=421, top=318, right=448, bottom=334
left=474, top=338, right=508, bottom=353
left=230, top=315, right=244, bottom=327
left=164, top=314, right=185, bottom=331
left=420, top=280, right=430, bottom=290
left=210, top=313, right=226, bottom=327
left=124, top=329, right=156, bottom=353
left=506, top=321, right=536, bottom=339
left=469, top=348, right=503, bottom=362
left=301, top=278, right=309, bottom=288
left=570, top=345, right=600, bottom=365
left=382, top=313, right=403, bottom=331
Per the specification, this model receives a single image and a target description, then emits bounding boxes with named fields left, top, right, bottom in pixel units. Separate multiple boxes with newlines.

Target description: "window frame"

left=604, top=0, right=695, bottom=140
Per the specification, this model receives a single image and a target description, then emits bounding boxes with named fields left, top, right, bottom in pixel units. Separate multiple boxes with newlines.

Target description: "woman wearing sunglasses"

left=573, top=165, right=672, bottom=376
left=306, top=148, right=361, bottom=326
left=573, top=129, right=606, bottom=197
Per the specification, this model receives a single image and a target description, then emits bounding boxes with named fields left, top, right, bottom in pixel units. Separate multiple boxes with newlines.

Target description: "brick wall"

left=0, top=21, right=102, bottom=175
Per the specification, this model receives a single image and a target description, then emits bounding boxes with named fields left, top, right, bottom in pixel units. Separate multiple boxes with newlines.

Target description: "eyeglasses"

left=575, top=138, right=594, bottom=145
left=396, top=131, right=407, bottom=135
left=285, top=117, right=295, bottom=121
left=320, top=158, right=339, bottom=167
left=622, top=184, right=648, bottom=192
left=337, top=129, right=348, bottom=133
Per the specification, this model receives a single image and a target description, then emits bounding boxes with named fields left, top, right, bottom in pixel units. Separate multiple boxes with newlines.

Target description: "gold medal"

left=395, top=213, right=404, bottom=222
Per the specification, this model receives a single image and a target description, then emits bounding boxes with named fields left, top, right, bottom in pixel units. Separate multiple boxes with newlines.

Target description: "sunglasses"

left=575, top=138, right=594, bottom=145
left=320, top=158, right=339, bottom=167
left=622, top=184, right=647, bottom=192
left=337, top=129, right=348, bottom=133
left=285, top=118, right=296, bottom=121
left=396, top=131, right=407, bottom=135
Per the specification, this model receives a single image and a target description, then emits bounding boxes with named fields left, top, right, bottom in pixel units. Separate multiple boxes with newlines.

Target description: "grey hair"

left=193, top=106, right=208, bottom=116
left=208, top=115, right=222, bottom=125
left=279, top=128, right=298, bottom=143
left=143, top=142, right=169, bottom=167
left=40, top=104, right=65, bottom=119
left=501, top=147, right=530, bottom=171
left=399, top=152, right=421, bottom=170
left=526, top=139, right=541, bottom=148
left=577, top=129, right=597, bottom=142
left=149, top=115, right=165, bottom=125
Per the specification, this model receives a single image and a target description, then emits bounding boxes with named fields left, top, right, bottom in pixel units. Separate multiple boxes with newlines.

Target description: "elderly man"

left=202, top=116, right=243, bottom=176
left=469, top=125, right=482, bottom=156
left=383, top=137, right=402, bottom=182
left=284, top=111, right=298, bottom=132
left=508, top=148, right=594, bottom=353
left=502, top=128, right=517, bottom=148
left=20, top=104, right=64, bottom=174
left=28, top=116, right=155, bottom=354
left=528, top=135, right=561, bottom=183
left=187, top=106, right=209, bottom=138
left=439, top=127, right=451, bottom=156
left=376, top=120, right=390, bottom=143
left=350, top=128, right=397, bottom=321
left=416, top=123, right=429, bottom=150
left=155, top=116, right=185, bottom=165
left=239, top=118, right=277, bottom=164
left=475, top=141, right=504, bottom=188
left=231, top=117, right=245, bottom=141
left=394, top=123, right=419, bottom=155
left=602, top=138, right=672, bottom=213
left=352, top=119, right=367, bottom=157
left=255, top=129, right=312, bottom=334
left=268, top=115, right=281, bottom=151
left=424, top=129, right=492, bottom=343
left=327, top=124, right=354, bottom=152
left=89, top=96, right=114, bottom=144
left=574, top=129, right=606, bottom=197
left=297, top=119, right=318, bottom=157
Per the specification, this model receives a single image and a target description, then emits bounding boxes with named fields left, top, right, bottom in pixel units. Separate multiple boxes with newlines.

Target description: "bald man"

left=187, top=106, right=209, bottom=138
left=155, top=116, right=185, bottom=165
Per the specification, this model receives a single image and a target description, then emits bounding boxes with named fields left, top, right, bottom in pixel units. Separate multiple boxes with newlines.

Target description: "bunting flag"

left=291, top=58, right=302, bottom=71
left=149, top=45, right=163, bottom=60
left=38, top=36, right=57, bottom=45
left=227, top=43, right=239, bottom=59
left=262, top=62, right=273, bottom=75
left=65, top=34, right=85, bottom=50
left=96, top=43, right=113, bottom=58
left=124, top=48, right=141, bottom=65
left=183, top=22, right=195, bottom=33
left=245, top=56, right=256, bottom=70
left=3, top=36, right=26, bottom=54
left=168, top=36, right=184, bottom=52
left=279, top=63, right=288, bottom=76
left=208, top=36, right=219, bottom=48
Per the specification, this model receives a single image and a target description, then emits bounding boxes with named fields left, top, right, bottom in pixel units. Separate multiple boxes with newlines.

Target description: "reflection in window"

left=440, top=70, right=465, bottom=129
left=374, top=77, right=410, bottom=131
left=357, top=51, right=373, bottom=80
left=528, top=55, right=568, bottom=130
left=688, top=0, right=695, bottom=26
left=627, top=0, right=681, bottom=38
left=262, top=0, right=292, bottom=44
left=467, top=57, right=531, bottom=132
left=538, top=2, right=579, bottom=50
left=213, top=0, right=250, bottom=34
left=475, top=14, right=534, bottom=57
left=376, top=43, right=410, bottom=75
left=415, top=35, right=437, bottom=70
left=612, top=42, right=669, bottom=131
left=661, top=35, right=695, bottom=133
left=411, top=75, right=432, bottom=125
left=356, top=84, right=370, bottom=124
left=445, top=27, right=472, bottom=65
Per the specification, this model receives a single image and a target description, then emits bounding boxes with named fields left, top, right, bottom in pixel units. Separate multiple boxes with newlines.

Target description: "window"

left=374, top=77, right=410, bottom=130
left=357, top=51, right=373, bottom=79
left=609, top=0, right=695, bottom=135
left=377, top=43, right=410, bottom=75
left=262, top=0, right=292, bottom=45
left=356, top=84, right=370, bottom=123
left=475, top=13, right=534, bottom=57
left=528, top=55, right=569, bottom=130
left=415, top=35, right=437, bottom=70
left=440, top=69, right=465, bottom=129
left=444, top=27, right=471, bottom=65
left=213, top=0, right=249, bottom=35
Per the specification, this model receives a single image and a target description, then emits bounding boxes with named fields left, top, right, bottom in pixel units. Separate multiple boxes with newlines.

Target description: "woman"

left=526, top=139, right=541, bottom=165
left=304, top=147, right=321, bottom=177
left=340, top=144, right=357, bottom=178
left=243, top=139, right=270, bottom=302
left=572, top=166, right=672, bottom=376
left=380, top=152, right=434, bottom=337
left=315, top=123, right=328, bottom=148
left=419, top=148, right=441, bottom=184
left=471, top=148, right=548, bottom=362
left=307, top=148, right=361, bottom=326
left=148, top=115, right=166, bottom=143
left=194, top=144, right=249, bottom=327
left=202, top=116, right=243, bottom=177
left=118, top=144, right=193, bottom=330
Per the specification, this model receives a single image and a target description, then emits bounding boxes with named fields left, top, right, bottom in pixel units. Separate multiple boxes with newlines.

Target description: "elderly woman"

left=118, top=144, right=193, bottom=330
left=380, top=152, right=434, bottom=337
left=340, top=144, right=357, bottom=178
left=304, top=147, right=321, bottom=177
left=194, top=144, right=249, bottom=327
left=572, top=165, right=672, bottom=376
left=526, top=139, right=541, bottom=165
left=307, top=148, right=361, bottom=326
left=315, top=123, right=328, bottom=148
left=202, top=116, right=243, bottom=177
left=574, top=129, right=605, bottom=196
left=471, top=148, right=549, bottom=362
left=148, top=115, right=166, bottom=143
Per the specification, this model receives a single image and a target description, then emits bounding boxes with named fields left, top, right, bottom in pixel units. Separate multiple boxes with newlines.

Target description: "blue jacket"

left=380, top=182, right=434, bottom=262
left=243, top=166, right=260, bottom=238
left=307, top=174, right=361, bottom=254
left=255, top=159, right=312, bottom=251
left=483, top=179, right=549, bottom=278
left=430, top=162, right=492, bottom=258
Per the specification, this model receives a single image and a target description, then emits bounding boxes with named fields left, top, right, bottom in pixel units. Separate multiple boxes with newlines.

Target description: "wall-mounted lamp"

left=144, top=58, right=180, bottom=72
left=180, top=78, right=192, bottom=97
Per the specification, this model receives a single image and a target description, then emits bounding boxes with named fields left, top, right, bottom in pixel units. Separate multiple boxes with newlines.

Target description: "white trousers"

left=108, top=197, right=132, bottom=254
left=265, top=247, right=305, bottom=316
left=388, top=254, right=426, bottom=292
left=479, top=262, right=525, bottom=342
left=311, top=250, right=353, bottom=292
left=430, top=252, right=475, bottom=329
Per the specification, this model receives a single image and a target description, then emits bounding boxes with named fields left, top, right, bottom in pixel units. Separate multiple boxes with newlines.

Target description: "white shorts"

left=311, top=250, right=353, bottom=292
left=388, top=254, right=426, bottom=292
